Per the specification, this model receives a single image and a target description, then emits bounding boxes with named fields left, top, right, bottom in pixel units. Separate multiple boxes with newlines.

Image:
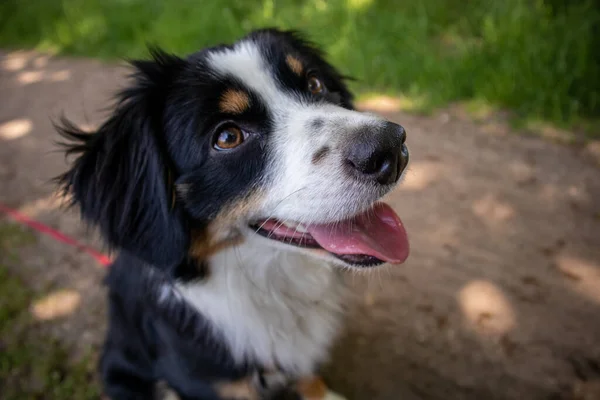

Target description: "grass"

left=0, top=0, right=599, bottom=132
left=0, top=222, right=100, bottom=400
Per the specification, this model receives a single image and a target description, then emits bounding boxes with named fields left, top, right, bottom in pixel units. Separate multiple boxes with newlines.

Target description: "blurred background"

left=1, top=0, right=600, bottom=127
left=0, top=1, right=599, bottom=399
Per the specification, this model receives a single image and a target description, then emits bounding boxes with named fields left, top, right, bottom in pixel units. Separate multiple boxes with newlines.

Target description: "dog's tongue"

left=307, top=203, right=409, bottom=264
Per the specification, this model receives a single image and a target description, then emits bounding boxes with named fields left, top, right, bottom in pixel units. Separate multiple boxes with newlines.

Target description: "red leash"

left=0, top=202, right=112, bottom=267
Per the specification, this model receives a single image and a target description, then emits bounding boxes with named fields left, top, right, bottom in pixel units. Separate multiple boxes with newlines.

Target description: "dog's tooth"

left=296, top=224, right=308, bottom=233
left=283, top=221, right=298, bottom=229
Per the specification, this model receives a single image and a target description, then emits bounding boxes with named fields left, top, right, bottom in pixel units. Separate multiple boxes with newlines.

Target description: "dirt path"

left=1, top=50, right=599, bottom=400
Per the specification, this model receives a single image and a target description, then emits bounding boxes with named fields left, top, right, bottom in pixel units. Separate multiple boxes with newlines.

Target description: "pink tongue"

left=307, top=202, right=409, bottom=264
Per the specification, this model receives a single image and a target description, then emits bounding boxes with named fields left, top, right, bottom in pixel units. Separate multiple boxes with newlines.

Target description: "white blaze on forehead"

left=206, top=39, right=381, bottom=131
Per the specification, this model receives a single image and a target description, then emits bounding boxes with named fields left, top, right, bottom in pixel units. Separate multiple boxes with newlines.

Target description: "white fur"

left=177, top=234, right=346, bottom=375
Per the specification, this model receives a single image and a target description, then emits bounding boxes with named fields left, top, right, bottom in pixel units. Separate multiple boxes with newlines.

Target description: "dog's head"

left=58, top=29, right=409, bottom=269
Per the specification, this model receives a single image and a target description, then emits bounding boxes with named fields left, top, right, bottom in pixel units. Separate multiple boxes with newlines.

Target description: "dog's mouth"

left=249, top=202, right=409, bottom=267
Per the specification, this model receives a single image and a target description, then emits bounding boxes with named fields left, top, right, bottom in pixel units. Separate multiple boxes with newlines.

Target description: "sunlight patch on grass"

left=458, top=280, right=516, bottom=336
left=1, top=54, right=28, bottom=71
left=0, top=119, right=33, bottom=140
left=16, top=192, right=66, bottom=218
left=31, top=289, right=81, bottom=321
left=555, top=255, right=600, bottom=304
left=462, top=99, right=497, bottom=121
left=347, top=0, right=374, bottom=11
left=357, top=93, right=431, bottom=114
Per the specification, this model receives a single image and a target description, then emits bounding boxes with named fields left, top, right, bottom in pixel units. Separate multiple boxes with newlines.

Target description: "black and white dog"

left=57, top=28, right=410, bottom=400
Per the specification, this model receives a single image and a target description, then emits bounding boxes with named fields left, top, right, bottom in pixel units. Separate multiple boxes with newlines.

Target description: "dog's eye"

left=214, top=126, right=244, bottom=150
left=307, top=75, right=324, bottom=94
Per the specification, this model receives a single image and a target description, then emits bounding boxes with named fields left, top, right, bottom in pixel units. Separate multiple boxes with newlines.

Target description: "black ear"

left=56, top=49, right=188, bottom=267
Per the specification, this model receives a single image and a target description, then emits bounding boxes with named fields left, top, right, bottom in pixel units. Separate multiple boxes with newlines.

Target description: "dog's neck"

left=176, top=234, right=347, bottom=375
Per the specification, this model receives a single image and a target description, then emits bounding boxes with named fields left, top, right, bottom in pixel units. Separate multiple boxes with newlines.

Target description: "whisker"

left=252, top=187, right=308, bottom=235
left=254, top=218, right=271, bottom=234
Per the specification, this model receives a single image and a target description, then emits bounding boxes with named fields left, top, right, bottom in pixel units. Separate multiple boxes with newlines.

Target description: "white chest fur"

left=176, top=236, right=347, bottom=375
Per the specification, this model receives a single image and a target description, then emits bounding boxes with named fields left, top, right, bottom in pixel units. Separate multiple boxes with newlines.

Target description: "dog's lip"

left=248, top=202, right=409, bottom=267
left=248, top=221, right=386, bottom=267
left=249, top=221, right=322, bottom=250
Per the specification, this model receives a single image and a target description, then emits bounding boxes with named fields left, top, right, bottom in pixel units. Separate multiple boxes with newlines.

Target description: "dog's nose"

left=344, top=122, right=408, bottom=185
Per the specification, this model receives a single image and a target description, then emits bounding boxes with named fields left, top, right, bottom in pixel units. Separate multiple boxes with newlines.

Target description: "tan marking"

left=189, top=228, right=243, bottom=261
left=188, top=190, right=265, bottom=260
left=295, top=376, right=328, bottom=400
left=286, top=54, right=303, bottom=76
left=214, top=377, right=261, bottom=400
left=212, top=190, right=266, bottom=231
left=219, top=89, right=250, bottom=114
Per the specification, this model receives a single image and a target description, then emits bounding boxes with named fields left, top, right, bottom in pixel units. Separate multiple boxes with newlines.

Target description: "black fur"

left=56, top=49, right=189, bottom=268
left=100, top=253, right=247, bottom=399
left=56, top=29, right=355, bottom=399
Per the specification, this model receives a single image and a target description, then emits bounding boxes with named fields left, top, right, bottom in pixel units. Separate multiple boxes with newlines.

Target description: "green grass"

left=0, top=0, right=599, bottom=130
left=0, top=222, right=100, bottom=400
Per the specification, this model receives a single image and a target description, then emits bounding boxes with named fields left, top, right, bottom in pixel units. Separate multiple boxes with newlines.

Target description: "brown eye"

left=307, top=75, right=324, bottom=94
left=214, top=126, right=244, bottom=150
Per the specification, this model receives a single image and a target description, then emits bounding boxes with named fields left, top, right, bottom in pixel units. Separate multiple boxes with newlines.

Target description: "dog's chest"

left=177, top=240, right=346, bottom=375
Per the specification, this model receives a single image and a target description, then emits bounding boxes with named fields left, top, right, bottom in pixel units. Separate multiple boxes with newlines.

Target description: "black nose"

left=344, top=122, right=408, bottom=185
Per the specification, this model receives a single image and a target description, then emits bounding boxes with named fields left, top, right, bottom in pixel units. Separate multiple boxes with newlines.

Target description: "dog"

left=56, top=28, right=410, bottom=400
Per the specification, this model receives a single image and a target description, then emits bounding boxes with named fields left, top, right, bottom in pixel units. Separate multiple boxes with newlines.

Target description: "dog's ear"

left=56, top=49, right=188, bottom=267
